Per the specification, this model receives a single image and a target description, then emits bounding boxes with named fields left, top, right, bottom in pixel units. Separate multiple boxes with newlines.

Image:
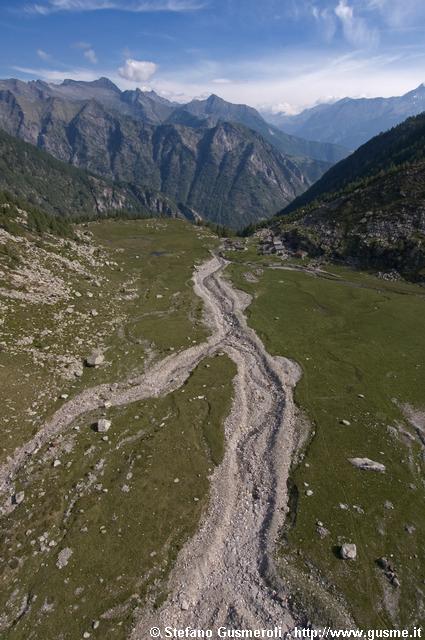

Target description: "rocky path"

left=0, top=255, right=302, bottom=634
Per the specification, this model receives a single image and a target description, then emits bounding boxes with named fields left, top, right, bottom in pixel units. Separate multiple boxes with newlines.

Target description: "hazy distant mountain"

left=0, top=78, right=323, bottom=228
left=269, top=112, right=425, bottom=276
left=168, top=93, right=348, bottom=164
left=263, top=84, right=425, bottom=150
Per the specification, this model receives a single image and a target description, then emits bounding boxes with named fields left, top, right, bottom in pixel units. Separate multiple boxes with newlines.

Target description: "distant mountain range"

left=0, top=77, right=346, bottom=228
left=269, top=112, right=425, bottom=277
left=263, top=84, right=425, bottom=150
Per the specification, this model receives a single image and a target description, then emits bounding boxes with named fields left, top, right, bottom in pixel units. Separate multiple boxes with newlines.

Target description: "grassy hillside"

left=0, top=129, right=191, bottom=220
left=281, top=112, right=425, bottom=214
left=264, top=114, right=425, bottom=276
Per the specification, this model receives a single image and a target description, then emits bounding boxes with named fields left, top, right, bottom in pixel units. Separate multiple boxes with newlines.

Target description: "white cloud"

left=13, top=65, right=99, bottom=82
left=366, top=0, right=425, bottom=28
left=311, top=7, right=337, bottom=42
left=72, top=41, right=98, bottom=64
left=335, top=0, right=379, bottom=47
left=36, top=48, right=51, bottom=60
left=26, top=0, right=205, bottom=14
left=118, top=58, right=157, bottom=82
left=268, top=101, right=301, bottom=116
left=84, top=48, right=98, bottom=63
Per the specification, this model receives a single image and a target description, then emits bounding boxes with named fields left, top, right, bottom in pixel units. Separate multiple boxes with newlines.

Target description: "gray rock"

left=377, top=556, right=391, bottom=571
left=317, top=525, right=330, bottom=539
left=96, top=419, right=111, bottom=433
left=13, top=491, right=25, bottom=505
left=349, top=457, right=386, bottom=473
left=85, top=351, right=104, bottom=367
left=340, top=543, right=357, bottom=560
left=56, top=547, right=73, bottom=569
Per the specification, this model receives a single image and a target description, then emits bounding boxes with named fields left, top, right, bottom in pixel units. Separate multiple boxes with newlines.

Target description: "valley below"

left=0, top=217, right=424, bottom=637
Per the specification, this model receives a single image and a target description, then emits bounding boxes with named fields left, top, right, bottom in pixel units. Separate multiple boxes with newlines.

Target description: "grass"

left=228, top=256, right=425, bottom=629
left=0, top=217, right=238, bottom=638
left=0, top=218, right=217, bottom=464
left=0, top=355, right=236, bottom=639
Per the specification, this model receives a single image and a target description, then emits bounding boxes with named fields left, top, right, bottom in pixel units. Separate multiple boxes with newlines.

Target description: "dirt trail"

left=0, top=255, right=301, bottom=634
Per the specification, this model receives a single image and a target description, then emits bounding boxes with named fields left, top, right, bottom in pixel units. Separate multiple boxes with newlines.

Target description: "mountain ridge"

left=263, top=84, right=425, bottom=150
left=0, top=76, right=336, bottom=228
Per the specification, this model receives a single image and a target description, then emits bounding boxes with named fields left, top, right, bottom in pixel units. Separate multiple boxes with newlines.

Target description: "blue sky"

left=2, top=0, right=425, bottom=112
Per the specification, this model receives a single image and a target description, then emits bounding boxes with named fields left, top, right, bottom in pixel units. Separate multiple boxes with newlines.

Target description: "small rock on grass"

left=13, top=491, right=25, bottom=505
left=340, top=543, right=357, bottom=560
left=96, top=419, right=111, bottom=433
left=85, top=351, right=104, bottom=367
left=317, top=524, right=330, bottom=539
left=340, top=419, right=351, bottom=426
left=349, top=457, right=386, bottom=473
left=56, top=547, right=73, bottom=569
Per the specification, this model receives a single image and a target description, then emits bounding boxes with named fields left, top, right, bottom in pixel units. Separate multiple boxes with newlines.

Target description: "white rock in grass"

left=340, top=543, right=357, bottom=560
left=96, top=419, right=111, bottom=433
left=86, top=351, right=104, bottom=367
left=349, top=457, right=386, bottom=473
left=56, top=547, right=73, bottom=569
left=13, top=491, right=25, bottom=505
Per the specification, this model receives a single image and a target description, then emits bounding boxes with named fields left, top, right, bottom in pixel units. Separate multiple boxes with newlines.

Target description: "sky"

left=1, top=0, right=425, bottom=113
